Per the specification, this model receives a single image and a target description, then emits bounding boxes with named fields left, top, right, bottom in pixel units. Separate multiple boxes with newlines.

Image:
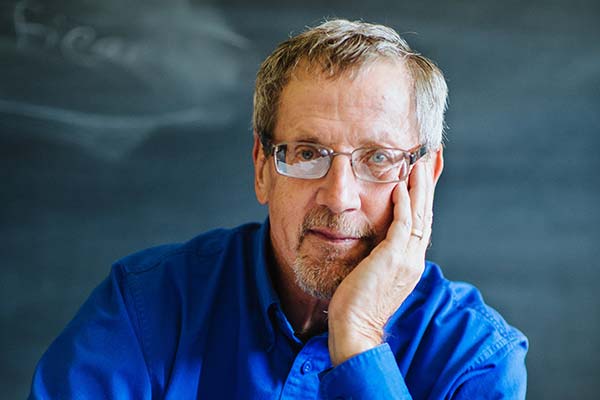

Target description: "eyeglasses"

left=263, top=141, right=427, bottom=183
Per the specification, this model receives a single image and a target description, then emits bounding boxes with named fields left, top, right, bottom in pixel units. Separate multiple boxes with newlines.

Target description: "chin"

left=292, top=249, right=365, bottom=300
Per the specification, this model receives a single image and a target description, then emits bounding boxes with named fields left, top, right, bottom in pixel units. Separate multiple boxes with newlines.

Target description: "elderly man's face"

left=254, top=60, right=421, bottom=299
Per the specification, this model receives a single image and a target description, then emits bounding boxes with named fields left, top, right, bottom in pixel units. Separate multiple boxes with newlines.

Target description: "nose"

left=315, top=154, right=362, bottom=214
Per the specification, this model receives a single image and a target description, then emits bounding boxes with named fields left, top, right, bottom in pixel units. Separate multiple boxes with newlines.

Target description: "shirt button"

left=301, top=360, right=313, bottom=374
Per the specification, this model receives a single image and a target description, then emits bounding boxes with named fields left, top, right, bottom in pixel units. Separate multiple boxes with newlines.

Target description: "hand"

left=327, top=159, right=436, bottom=366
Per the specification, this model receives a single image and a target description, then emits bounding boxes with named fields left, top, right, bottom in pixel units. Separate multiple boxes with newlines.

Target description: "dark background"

left=1, top=0, right=599, bottom=398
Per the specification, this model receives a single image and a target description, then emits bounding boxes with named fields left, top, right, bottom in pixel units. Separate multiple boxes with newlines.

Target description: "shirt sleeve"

left=29, top=265, right=152, bottom=400
left=318, top=343, right=413, bottom=400
left=450, top=337, right=528, bottom=400
left=318, top=336, right=528, bottom=400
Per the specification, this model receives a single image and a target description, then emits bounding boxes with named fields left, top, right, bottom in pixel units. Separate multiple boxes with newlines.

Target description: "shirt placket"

left=279, top=335, right=331, bottom=399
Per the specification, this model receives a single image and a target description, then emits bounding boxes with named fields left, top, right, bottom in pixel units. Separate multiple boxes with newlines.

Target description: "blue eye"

left=370, top=150, right=390, bottom=164
left=291, top=144, right=327, bottom=162
left=300, top=149, right=316, bottom=160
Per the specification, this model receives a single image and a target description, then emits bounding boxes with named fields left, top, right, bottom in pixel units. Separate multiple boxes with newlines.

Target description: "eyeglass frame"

left=260, top=137, right=428, bottom=183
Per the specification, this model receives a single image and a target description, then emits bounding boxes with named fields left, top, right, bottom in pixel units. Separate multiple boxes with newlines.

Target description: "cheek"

left=268, top=180, right=314, bottom=247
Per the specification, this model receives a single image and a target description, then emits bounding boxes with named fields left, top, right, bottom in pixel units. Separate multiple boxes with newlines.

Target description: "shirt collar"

left=254, top=218, right=280, bottom=349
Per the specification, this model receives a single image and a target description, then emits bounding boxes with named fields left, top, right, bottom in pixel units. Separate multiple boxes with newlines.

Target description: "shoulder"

left=108, top=222, right=264, bottom=380
left=30, top=222, right=265, bottom=398
left=387, top=261, right=528, bottom=393
left=107, top=222, right=264, bottom=342
left=416, top=262, right=525, bottom=345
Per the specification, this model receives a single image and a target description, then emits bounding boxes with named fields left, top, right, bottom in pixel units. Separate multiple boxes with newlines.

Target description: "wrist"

left=328, top=321, right=383, bottom=366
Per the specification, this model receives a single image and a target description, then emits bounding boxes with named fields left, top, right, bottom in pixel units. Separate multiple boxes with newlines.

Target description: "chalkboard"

left=1, top=0, right=251, bottom=159
left=1, top=1, right=600, bottom=399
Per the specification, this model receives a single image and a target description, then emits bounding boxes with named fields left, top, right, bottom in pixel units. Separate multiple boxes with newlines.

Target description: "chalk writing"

left=13, top=0, right=145, bottom=67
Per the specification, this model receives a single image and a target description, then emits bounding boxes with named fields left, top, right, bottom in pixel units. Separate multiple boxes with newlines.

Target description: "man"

left=30, top=20, right=528, bottom=399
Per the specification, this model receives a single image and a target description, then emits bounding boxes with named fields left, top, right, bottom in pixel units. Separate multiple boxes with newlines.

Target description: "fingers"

left=409, top=163, right=427, bottom=233
left=383, top=181, right=412, bottom=249
left=407, top=160, right=434, bottom=252
left=380, top=159, right=435, bottom=253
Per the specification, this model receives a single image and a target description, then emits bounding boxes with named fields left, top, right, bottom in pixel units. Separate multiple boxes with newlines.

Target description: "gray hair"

left=253, top=19, right=448, bottom=152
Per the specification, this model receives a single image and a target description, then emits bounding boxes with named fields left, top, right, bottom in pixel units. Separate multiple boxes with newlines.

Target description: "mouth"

left=307, top=228, right=362, bottom=244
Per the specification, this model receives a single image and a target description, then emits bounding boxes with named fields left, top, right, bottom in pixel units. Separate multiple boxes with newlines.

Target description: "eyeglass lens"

left=274, top=142, right=411, bottom=182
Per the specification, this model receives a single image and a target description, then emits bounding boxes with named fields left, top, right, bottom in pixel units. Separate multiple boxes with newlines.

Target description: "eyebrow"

left=290, top=133, right=402, bottom=150
left=292, top=133, right=322, bottom=144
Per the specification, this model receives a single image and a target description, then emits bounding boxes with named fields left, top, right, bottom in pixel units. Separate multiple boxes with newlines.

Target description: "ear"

left=430, top=146, right=444, bottom=186
left=253, top=132, right=271, bottom=205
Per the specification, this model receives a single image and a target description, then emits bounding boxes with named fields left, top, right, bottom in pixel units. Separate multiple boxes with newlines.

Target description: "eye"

left=368, top=149, right=393, bottom=165
left=300, top=148, right=316, bottom=160
left=291, top=144, right=326, bottom=162
left=371, top=151, right=387, bottom=164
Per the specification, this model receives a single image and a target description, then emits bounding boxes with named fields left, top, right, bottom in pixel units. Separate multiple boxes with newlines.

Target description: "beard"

left=291, top=206, right=377, bottom=300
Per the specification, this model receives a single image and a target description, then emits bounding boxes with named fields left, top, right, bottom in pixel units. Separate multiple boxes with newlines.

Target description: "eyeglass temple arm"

left=259, top=134, right=274, bottom=155
left=409, top=146, right=428, bottom=165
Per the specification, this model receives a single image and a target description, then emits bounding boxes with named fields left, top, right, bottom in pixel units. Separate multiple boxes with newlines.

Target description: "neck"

left=267, top=246, right=329, bottom=341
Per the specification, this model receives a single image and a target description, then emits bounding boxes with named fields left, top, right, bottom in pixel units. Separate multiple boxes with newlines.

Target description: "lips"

left=307, top=228, right=361, bottom=242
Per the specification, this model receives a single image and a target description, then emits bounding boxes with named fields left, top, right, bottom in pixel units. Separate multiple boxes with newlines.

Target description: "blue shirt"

left=30, top=221, right=528, bottom=399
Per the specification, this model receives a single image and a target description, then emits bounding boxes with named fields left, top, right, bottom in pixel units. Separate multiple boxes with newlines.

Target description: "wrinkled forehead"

left=275, top=59, right=419, bottom=148
left=284, top=58, right=415, bottom=114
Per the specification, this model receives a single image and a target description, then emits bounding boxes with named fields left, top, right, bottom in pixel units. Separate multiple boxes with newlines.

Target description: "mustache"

left=300, top=206, right=377, bottom=240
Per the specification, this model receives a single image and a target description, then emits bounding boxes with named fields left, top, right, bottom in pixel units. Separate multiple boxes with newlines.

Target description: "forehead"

left=274, top=60, right=418, bottom=149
